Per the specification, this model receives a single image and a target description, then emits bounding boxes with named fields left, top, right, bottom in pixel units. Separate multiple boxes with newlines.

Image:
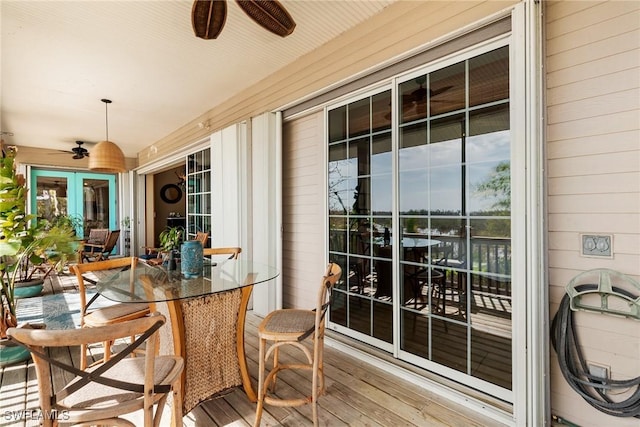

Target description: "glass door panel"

left=80, top=175, right=116, bottom=236
left=35, top=175, right=70, bottom=222
left=328, top=89, right=393, bottom=348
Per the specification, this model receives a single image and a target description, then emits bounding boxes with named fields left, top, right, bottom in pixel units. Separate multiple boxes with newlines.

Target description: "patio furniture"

left=253, top=263, right=342, bottom=427
left=203, top=246, right=241, bottom=259
left=95, top=257, right=280, bottom=416
left=7, top=313, right=184, bottom=427
left=81, top=229, right=121, bottom=262
left=69, top=257, right=151, bottom=370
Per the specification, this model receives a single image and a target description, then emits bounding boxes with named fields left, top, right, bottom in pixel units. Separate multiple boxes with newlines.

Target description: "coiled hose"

left=551, top=284, right=640, bottom=418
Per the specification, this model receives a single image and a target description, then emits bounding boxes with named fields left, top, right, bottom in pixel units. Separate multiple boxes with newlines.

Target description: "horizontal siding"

left=548, top=193, right=640, bottom=214
left=546, top=129, right=639, bottom=159
left=547, top=151, right=640, bottom=177
left=548, top=171, right=640, bottom=194
left=547, top=88, right=640, bottom=124
left=547, top=47, right=639, bottom=89
left=282, top=112, right=325, bottom=309
left=546, top=2, right=640, bottom=426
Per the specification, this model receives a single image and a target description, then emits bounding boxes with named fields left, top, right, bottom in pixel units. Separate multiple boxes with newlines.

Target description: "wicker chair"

left=253, top=263, right=342, bottom=427
left=70, top=257, right=150, bottom=370
left=7, top=313, right=184, bottom=427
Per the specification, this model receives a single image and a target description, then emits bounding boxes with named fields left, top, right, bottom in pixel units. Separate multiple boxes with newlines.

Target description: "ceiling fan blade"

left=431, top=85, right=453, bottom=97
left=192, top=0, right=227, bottom=40
left=236, top=0, right=296, bottom=37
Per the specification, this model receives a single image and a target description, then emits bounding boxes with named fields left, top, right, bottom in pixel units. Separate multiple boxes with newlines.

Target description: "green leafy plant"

left=0, top=146, right=78, bottom=338
left=158, top=226, right=184, bottom=252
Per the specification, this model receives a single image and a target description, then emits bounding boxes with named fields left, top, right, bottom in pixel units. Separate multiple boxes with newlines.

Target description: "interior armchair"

left=7, top=313, right=184, bottom=427
left=81, top=229, right=121, bottom=262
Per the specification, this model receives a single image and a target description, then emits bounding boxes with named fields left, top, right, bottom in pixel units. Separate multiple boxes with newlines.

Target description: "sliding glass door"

left=327, top=42, right=513, bottom=398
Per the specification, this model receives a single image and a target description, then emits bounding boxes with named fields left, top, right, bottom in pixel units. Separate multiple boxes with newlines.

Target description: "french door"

left=30, top=169, right=117, bottom=239
left=327, top=42, right=513, bottom=399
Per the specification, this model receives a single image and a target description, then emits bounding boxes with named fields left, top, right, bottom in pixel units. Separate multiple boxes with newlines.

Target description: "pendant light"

left=89, top=98, right=126, bottom=173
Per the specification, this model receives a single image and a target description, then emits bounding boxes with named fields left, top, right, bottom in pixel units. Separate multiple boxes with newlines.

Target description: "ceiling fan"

left=402, top=76, right=453, bottom=105
left=192, top=0, right=296, bottom=40
left=58, top=141, right=90, bottom=160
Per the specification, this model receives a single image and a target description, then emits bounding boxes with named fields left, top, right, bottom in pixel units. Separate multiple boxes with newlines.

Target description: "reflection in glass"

left=430, top=114, right=464, bottom=166
left=371, top=132, right=392, bottom=176
left=430, top=166, right=462, bottom=215
left=349, top=98, right=371, bottom=138
left=372, top=91, right=392, bottom=133
left=83, top=178, right=111, bottom=234
left=352, top=177, right=370, bottom=215
left=329, top=217, right=347, bottom=253
left=329, top=106, right=346, bottom=142
left=373, top=301, right=392, bottom=343
left=430, top=62, right=465, bottom=116
left=371, top=175, right=392, bottom=214
left=399, top=170, right=428, bottom=214
left=469, top=161, right=510, bottom=215
left=348, top=295, right=371, bottom=335
left=36, top=177, right=69, bottom=223
left=400, top=77, right=427, bottom=123
left=469, top=218, right=511, bottom=275
left=469, top=46, right=509, bottom=108
left=328, top=143, right=351, bottom=214
left=400, top=310, right=428, bottom=358
left=431, top=321, right=467, bottom=370
left=399, top=122, right=427, bottom=150
left=330, top=291, right=347, bottom=325
left=351, top=137, right=370, bottom=177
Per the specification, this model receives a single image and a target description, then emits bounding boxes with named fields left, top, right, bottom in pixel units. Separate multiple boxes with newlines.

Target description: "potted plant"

left=0, top=146, right=78, bottom=365
left=158, top=226, right=184, bottom=270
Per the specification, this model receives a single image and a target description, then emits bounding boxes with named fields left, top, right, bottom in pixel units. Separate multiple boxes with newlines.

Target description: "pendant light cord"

left=101, top=98, right=112, bottom=141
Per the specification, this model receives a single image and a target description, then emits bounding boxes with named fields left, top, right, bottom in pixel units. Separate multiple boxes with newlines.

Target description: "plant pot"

left=0, top=337, right=31, bottom=366
left=13, top=279, right=45, bottom=299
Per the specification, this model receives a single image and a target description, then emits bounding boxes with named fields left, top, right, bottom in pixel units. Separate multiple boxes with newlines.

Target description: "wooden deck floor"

left=1, top=272, right=509, bottom=426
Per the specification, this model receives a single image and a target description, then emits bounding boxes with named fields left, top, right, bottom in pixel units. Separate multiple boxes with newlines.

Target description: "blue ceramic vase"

left=181, top=240, right=203, bottom=278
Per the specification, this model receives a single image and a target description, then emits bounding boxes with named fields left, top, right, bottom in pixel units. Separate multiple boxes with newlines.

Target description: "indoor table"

left=95, top=258, right=279, bottom=416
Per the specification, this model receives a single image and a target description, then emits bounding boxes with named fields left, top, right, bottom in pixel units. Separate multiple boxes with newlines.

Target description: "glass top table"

left=95, top=258, right=280, bottom=303
left=93, top=257, right=280, bottom=413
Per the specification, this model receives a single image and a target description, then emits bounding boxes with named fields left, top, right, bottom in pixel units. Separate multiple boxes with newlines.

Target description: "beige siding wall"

left=282, top=112, right=325, bottom=309
left=546, top=1, right=640, bottom=426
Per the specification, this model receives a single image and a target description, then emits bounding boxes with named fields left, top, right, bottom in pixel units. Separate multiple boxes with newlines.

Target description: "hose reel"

left=551, top=268, right=640, bottom=418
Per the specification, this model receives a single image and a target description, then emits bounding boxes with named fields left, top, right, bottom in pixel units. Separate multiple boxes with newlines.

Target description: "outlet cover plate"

left=581, top=234, right=613, bottom=258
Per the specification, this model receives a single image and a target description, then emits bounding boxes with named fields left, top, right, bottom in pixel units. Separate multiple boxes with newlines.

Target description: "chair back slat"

left=203, top=247, right=241, bottom=260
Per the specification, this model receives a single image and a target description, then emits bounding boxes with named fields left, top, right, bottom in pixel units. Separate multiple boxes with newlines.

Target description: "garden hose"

left=551, top=284, right=640, bottom=418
